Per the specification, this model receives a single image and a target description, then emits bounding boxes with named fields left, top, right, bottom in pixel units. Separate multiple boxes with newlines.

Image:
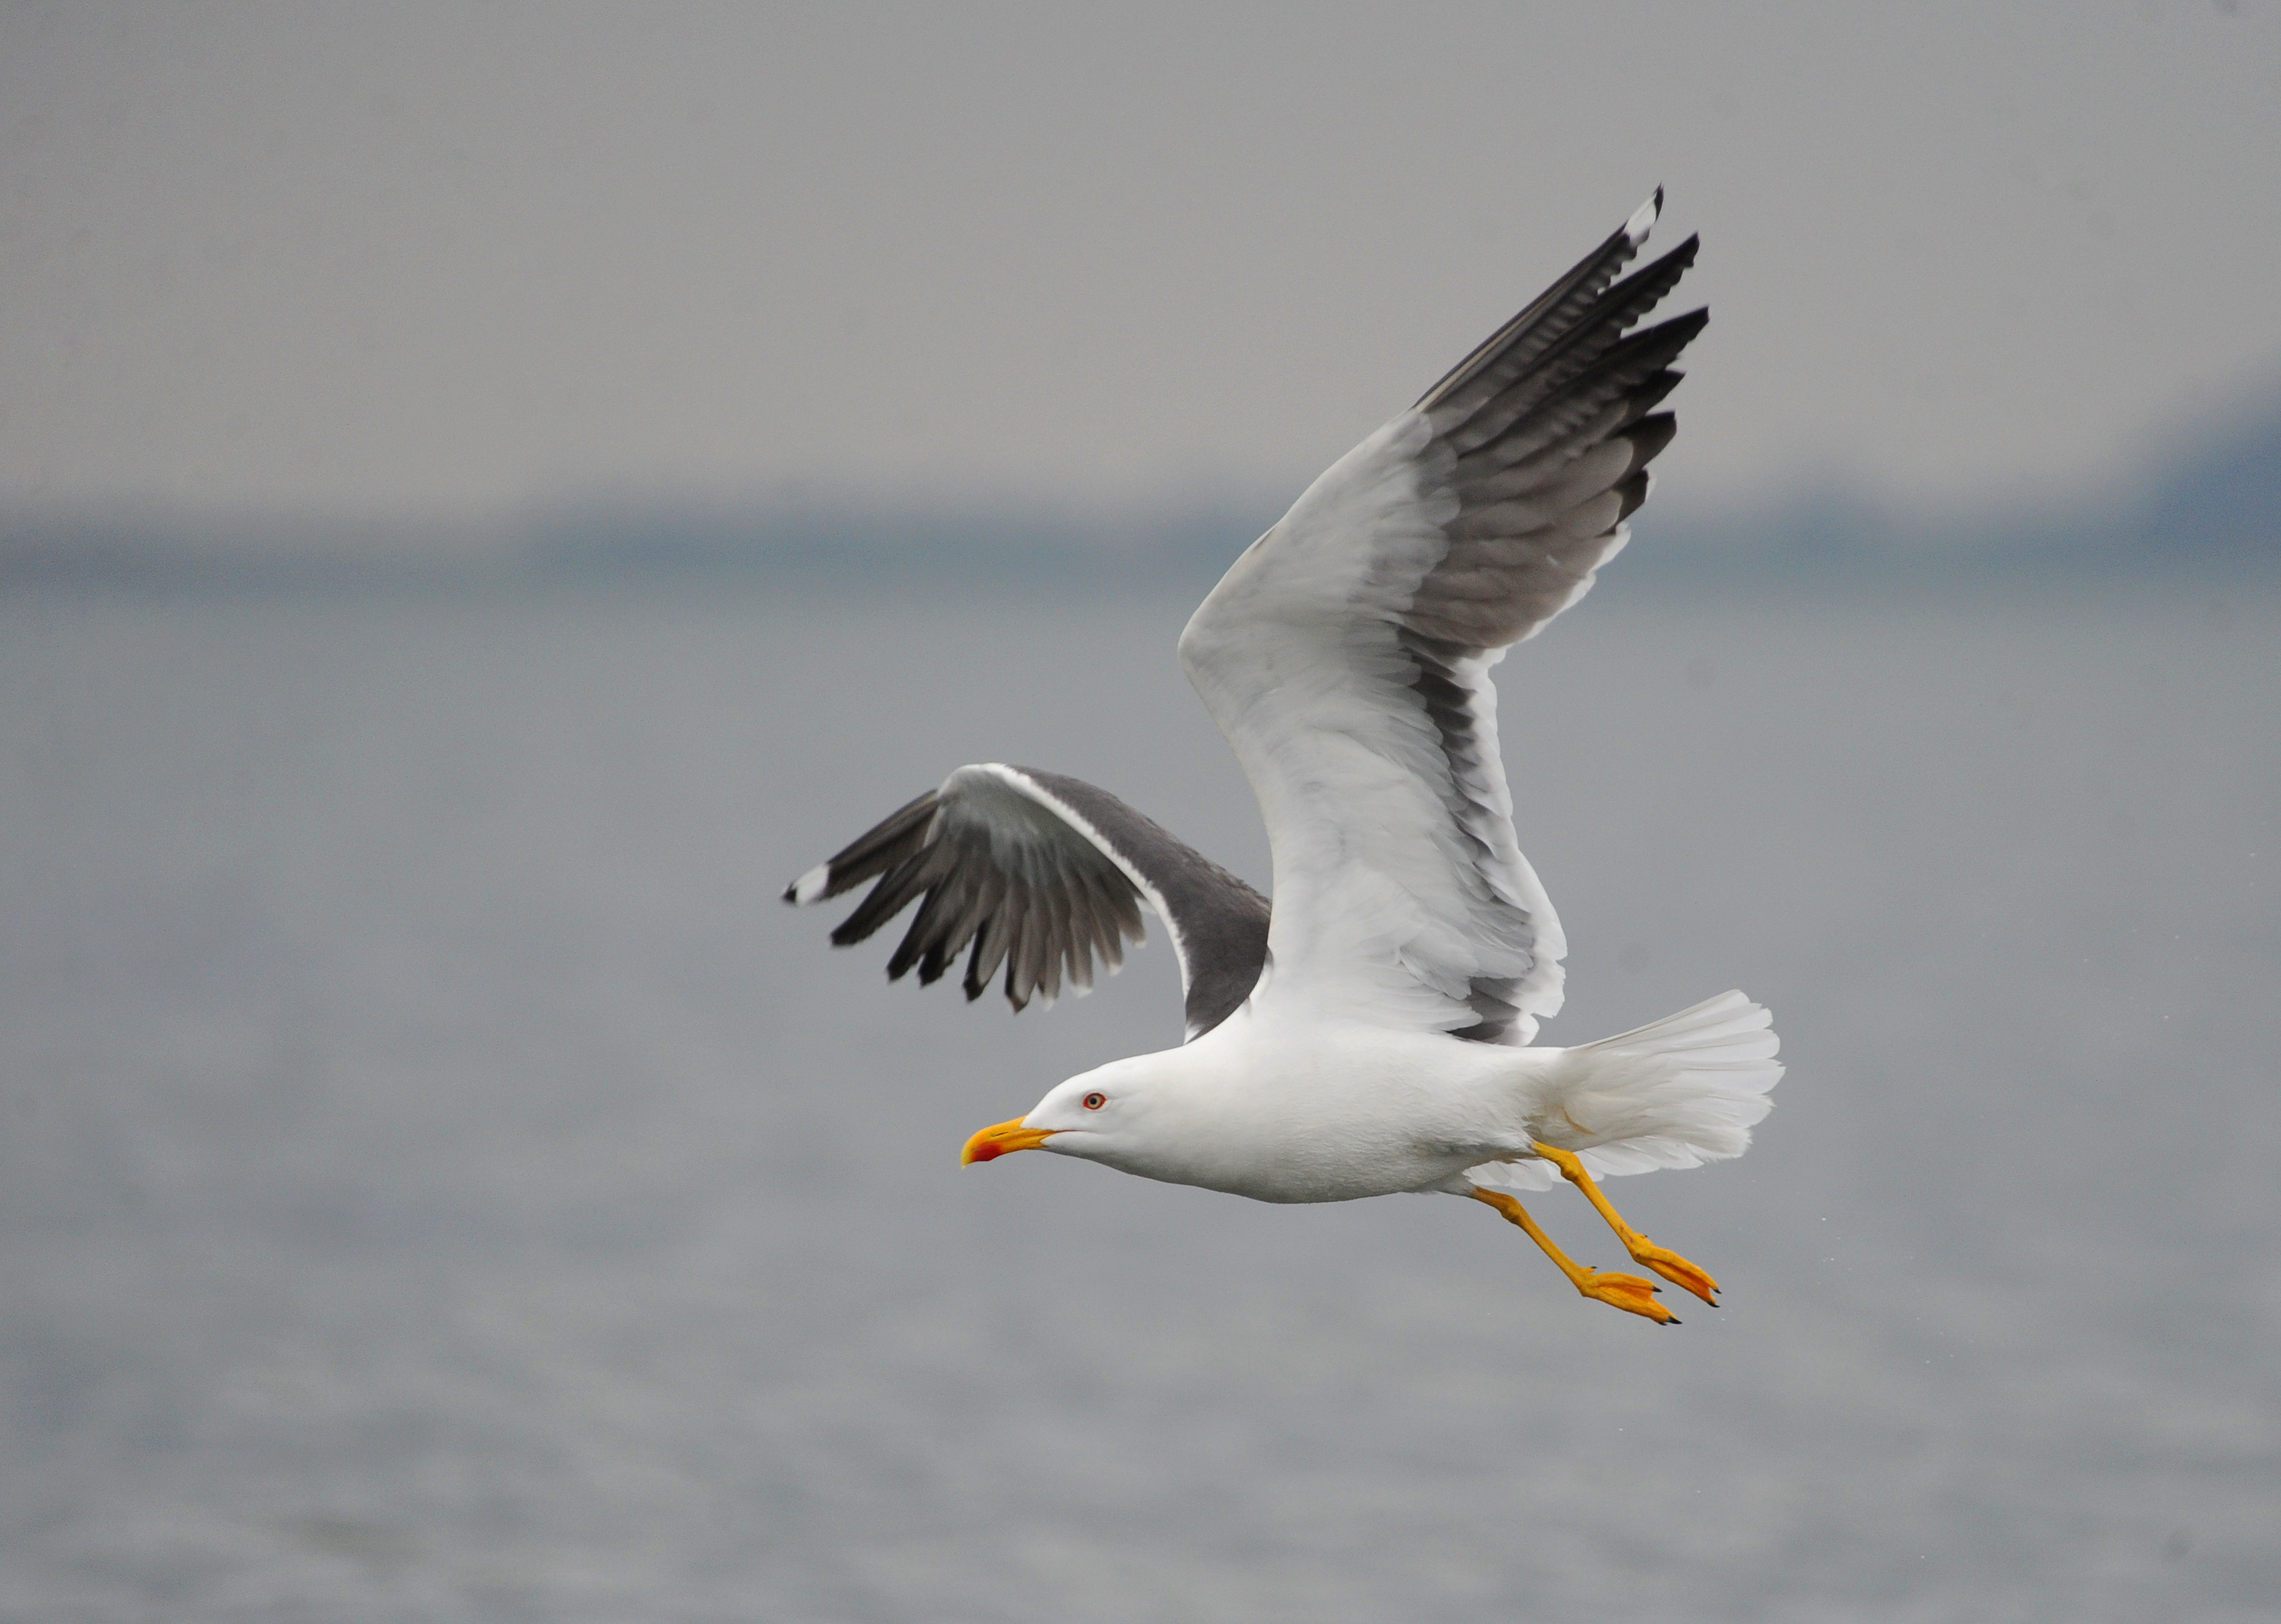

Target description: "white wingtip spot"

left=789, top=863, right=832, bottom=904
left=1625, top=189, right=1660, bottom=246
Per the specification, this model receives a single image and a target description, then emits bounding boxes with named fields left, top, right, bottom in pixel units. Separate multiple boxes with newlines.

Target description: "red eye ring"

left=1082, top=1092, right=1107, bottom=1110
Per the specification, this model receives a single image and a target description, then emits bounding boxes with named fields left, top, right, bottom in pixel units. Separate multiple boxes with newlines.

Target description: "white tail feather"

left=1469, top=990, right=1783, bottom=1192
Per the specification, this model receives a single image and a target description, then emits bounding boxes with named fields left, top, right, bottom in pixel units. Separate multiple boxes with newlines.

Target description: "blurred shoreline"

left=6, top=389, right=2276, bottom=597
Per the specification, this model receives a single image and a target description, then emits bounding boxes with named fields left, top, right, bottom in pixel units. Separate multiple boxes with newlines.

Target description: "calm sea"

left=1, top=576, right=2274, bottom=1622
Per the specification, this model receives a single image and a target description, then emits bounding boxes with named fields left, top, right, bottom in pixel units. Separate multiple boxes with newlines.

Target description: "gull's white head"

left=959, top=1057, right=1161, bottom=1169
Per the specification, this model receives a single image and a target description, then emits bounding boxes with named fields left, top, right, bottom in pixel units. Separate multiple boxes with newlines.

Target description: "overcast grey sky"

left=3, top=2, right=2278, bottom=523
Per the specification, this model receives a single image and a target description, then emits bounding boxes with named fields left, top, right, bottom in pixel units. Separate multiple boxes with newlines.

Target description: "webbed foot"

left=1529, top=1140, right=1722, bottom=1307
left=1571, top=1266, right=1680, bottom=1325
left=1466, top=1186, right=1681, bottom=1325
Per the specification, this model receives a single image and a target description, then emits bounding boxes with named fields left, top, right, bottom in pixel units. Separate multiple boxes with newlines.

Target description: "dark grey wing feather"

left=1011, top=767, right=1271, bottom=1040
left=1416, top=186, right=1670, bottom=417
left=1403, top=208, right=1703, bottom=656
left=785, top=763, right=1269, bottom=1040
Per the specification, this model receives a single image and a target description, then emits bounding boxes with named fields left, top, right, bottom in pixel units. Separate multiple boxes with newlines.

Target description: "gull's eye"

left=1082, top=1092, right=1107, bottom=1110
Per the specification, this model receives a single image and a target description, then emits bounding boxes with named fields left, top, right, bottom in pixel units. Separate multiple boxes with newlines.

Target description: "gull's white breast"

left=1071, top=1011, right=1556, bottom=1204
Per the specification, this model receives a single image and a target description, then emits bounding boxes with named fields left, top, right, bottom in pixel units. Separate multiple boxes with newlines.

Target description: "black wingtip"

left=1626, top=187, right=1664, bottom=244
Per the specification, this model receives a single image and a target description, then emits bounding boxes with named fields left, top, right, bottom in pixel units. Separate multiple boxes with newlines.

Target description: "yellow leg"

left=1529, top=1141, right=1721, bottom=1306
left=1465, top=1187, right=1678, bottom=1325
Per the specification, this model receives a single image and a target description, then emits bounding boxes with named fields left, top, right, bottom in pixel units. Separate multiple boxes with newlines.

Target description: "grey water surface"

left=1, top=579, right=2275, bottom=1623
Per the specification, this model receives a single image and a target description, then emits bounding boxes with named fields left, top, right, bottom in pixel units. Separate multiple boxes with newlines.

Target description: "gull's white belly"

left=1063, top=1014, right=1547, bottom=1204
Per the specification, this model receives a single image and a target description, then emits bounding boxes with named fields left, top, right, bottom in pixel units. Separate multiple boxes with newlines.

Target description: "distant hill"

left=1644, top=389, right=2280, bottom=578
left=2133, top=388, right=2281, bottom=559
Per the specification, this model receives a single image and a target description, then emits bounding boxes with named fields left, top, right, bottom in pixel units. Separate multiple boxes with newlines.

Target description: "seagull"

left=786, top=193, right=1781, bottom=1323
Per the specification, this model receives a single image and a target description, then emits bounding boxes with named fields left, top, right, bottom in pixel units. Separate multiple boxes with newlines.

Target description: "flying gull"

left=786, top=192, right=1781, bottom=1323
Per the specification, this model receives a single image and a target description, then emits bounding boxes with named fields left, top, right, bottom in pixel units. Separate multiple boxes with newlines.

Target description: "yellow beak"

left=961, top=1117, right=1057, bottom=1165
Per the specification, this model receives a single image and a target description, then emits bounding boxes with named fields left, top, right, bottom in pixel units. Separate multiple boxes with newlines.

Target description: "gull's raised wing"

left=1177, top=193, right=1701, bottom=1045
left=785, top=763, right=1269, bottom=1041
